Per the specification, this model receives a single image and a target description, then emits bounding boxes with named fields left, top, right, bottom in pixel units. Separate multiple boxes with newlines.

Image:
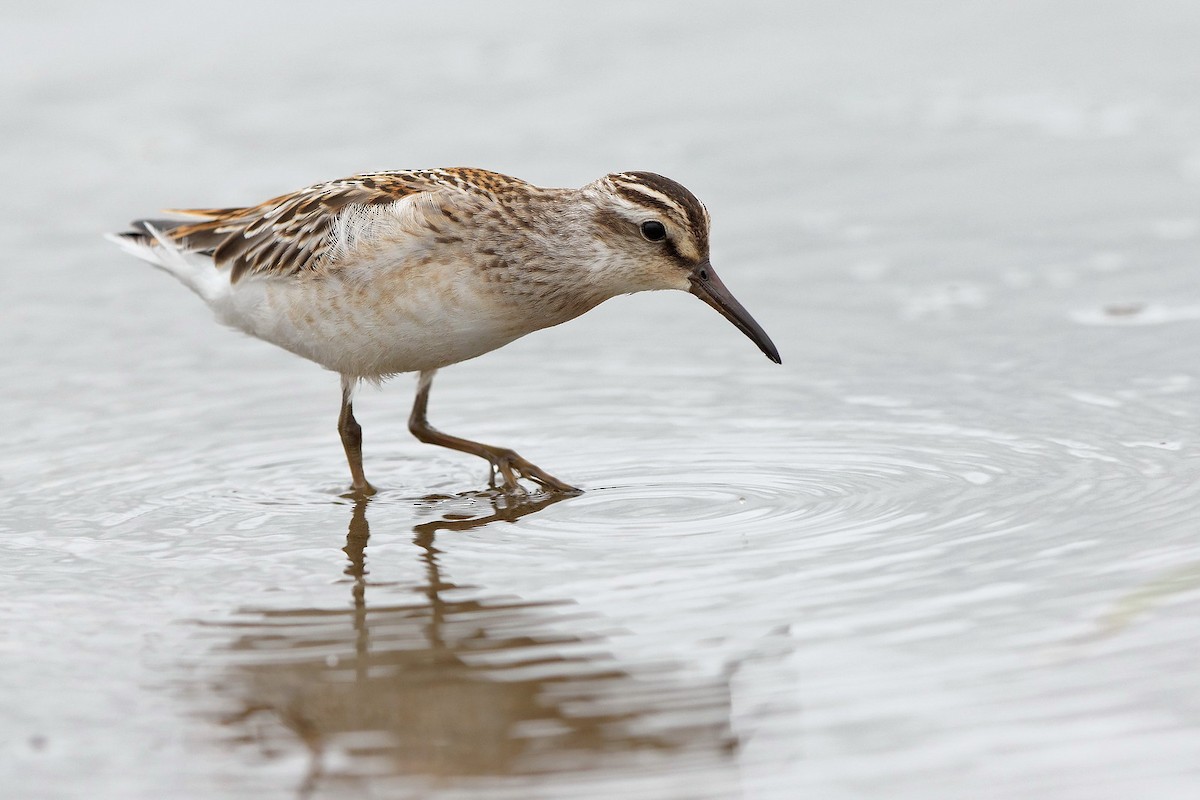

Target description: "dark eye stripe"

left=611, top=172, right=710, bottom=255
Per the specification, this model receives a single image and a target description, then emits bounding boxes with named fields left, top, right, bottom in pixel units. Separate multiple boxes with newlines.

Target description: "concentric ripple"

left=515, top=421, right=1072, bottom=537
left=483, top=413, right=1200, bottom=602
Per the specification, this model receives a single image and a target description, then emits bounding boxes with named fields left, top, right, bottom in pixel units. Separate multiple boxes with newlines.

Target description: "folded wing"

left=114, top=170, right=480, bottom=283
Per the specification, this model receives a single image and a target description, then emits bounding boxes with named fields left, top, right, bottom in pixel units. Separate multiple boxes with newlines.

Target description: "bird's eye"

left=640, top=220, right=667, bottom=242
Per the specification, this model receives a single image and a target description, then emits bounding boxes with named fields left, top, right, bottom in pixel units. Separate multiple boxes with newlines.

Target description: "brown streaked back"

left=119, top=169, right=533, bottom=284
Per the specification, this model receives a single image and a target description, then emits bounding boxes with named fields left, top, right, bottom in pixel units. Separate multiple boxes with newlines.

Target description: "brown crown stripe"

left=612, top=172, right=708, bottom=244
left=611, top=182, right=679, bottom=218
left=619, top=172, right=706, bottom=219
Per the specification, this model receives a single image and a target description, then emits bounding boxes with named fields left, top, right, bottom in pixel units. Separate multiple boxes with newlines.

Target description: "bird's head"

left=584, top=171, right=781, bottom=364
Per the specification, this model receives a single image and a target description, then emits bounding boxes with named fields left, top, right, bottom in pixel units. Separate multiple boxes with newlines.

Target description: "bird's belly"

left=217, top=270, right=529, bottom=378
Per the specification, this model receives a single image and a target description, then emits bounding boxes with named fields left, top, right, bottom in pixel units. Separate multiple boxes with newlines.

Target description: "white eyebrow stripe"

left=611, top=177, right=689, bottom=217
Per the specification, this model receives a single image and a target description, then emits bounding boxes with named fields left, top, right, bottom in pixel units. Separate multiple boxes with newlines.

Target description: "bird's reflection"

left=212, top=492, right=734, bottom=793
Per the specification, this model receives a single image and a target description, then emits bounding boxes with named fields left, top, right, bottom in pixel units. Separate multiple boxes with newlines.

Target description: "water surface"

left=3, top=2, right=1200, bottom=798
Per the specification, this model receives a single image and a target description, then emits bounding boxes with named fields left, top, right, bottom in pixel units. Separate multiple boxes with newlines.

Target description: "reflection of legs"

left=338, top=375, right=375, bottom=495
left=407, top=369, right=579, bottom=494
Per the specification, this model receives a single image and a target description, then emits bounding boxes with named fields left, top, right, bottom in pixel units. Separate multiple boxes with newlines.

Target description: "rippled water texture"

left=4, top=2, right=1200, bottom=798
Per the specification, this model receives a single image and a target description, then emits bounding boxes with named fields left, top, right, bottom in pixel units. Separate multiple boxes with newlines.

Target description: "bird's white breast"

left=210, top=258, right=529, bottom=378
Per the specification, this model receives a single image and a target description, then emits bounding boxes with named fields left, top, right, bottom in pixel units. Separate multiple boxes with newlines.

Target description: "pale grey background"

left=2, top=2, right=1199, bottom=799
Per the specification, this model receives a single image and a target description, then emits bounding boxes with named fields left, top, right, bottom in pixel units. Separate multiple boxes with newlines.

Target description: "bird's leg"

left=407, top=369, right=580, bottom=495
left=338, top=376, right=375, bottom=495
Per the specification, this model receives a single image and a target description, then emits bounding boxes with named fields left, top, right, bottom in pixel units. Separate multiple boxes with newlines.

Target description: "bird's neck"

left=476, top=190, right=634, bottom=323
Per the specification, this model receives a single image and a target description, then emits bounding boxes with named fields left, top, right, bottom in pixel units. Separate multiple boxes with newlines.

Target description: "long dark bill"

left=688, top=262, right=782, bottom=364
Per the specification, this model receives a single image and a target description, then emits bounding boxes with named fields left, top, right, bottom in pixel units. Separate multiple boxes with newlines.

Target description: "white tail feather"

left=105, top=225, right=227, bottom=303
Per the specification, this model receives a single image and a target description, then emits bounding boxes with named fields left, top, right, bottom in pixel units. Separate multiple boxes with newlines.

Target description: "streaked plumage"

left=108, top=167, right=780, bottom=495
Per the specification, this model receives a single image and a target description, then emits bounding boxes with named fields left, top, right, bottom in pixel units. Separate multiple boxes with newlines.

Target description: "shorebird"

left=108, top=168, right=780, bottom=495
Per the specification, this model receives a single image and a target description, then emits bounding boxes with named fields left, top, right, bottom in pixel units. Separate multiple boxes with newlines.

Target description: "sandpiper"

left=108, top=168, right=781, bottom=495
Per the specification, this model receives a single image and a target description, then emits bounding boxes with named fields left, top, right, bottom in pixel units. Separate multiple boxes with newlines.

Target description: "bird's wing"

left=123, top=169, right=517, bottom=284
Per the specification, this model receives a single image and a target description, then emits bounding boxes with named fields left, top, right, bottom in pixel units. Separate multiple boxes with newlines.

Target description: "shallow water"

left=4, top=2, right=1200, bottom=798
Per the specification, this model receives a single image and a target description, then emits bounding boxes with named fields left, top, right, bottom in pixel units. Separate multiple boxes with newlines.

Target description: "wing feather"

left=118, top=168, right=533, bottom=283
left=141, top=171, right=460, bottom=282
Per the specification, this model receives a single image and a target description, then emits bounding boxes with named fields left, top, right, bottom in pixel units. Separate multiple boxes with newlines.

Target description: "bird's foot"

left=341, top=479, right=377, bottom=500
left=484, top=448, right=581, bottom=495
